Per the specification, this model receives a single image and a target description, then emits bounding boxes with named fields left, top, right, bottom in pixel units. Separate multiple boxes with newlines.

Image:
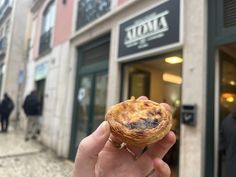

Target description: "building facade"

left=23, top=0, right=74, bottom=156
left=0, top=0, right=31, bottom=119
left=21, top=0, right=236, bottom=177
left=67, top=0, right=207, bottom=177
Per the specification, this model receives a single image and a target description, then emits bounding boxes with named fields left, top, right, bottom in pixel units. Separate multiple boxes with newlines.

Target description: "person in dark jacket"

left=0, top=93, right=14, bottom=132
left=220, top=105, right=236, bottom=177
left=23, top=90, right=41, bottom=141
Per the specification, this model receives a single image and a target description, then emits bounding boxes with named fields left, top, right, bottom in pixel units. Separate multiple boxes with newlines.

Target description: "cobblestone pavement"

left=0, top=127, right=73, bottom=177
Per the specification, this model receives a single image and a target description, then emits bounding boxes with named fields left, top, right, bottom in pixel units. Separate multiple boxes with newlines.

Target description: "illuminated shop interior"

left=219, top=45, right=236, bottom=121
left=218, top=44, right=236, bottom=177
left=122, top=51, right=182, bottom=177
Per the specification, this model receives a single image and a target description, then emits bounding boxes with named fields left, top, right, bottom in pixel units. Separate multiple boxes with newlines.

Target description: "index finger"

left=137, top=96, right=149, bottom=100
left=147, top=131, right=176, bottom=159
left=160, top=103, right=173, bottom=113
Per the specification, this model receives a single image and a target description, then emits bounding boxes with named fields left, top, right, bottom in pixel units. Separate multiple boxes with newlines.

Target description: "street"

left=0, top=126, right=73, bottom=177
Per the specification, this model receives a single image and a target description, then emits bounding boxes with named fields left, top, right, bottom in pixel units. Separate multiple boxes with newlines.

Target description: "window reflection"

left=77, top=0, right=111, bottom=29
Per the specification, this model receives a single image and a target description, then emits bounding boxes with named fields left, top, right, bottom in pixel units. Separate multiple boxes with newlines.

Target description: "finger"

left=72, top=121, right=110, bottom=177
left=153, top=158, right=171, bottom=177
left=160, top=103, right=173, bottom=113
left=137, top=96, right=149, bottom=100
left=147, top=131, right=176, bottom=159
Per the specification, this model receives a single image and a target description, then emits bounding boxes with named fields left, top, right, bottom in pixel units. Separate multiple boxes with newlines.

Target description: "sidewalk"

left=0, top=127, right=73, bottom=177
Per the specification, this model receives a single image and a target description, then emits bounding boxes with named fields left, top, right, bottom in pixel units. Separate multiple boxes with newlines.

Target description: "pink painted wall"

left=53, top=0, right=74, bottom=46
left=32, top=0, right=74, bottom=59
left=33, top=11, right=42, bottom=60
left=32, top=1, right=51, bottom=59
left=118, top=0, right=129, bottom=6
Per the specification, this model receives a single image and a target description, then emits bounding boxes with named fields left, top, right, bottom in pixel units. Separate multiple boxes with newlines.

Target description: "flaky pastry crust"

left=105, top=97, right=172, bottom=146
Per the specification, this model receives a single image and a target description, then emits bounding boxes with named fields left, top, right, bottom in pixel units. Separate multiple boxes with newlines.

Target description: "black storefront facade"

left=206, top=1, right=236, bottom=177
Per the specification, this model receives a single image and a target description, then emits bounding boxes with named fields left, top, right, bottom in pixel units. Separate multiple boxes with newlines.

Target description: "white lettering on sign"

left=124, top=10, right=169, bottom=49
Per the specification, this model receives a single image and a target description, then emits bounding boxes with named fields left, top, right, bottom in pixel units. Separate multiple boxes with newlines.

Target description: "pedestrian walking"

left=0, top=93, right=14, bottom=132
left=23, top=90, right=41, bottom=141
left=220, top=105, right=236, bottom=177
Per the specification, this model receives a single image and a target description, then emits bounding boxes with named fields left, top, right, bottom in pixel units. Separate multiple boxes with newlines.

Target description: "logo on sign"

left=124, top=10, right=169, bottom=49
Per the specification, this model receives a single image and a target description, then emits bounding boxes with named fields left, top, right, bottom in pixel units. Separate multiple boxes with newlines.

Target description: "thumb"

left=72, top=121, right=110, bottom=177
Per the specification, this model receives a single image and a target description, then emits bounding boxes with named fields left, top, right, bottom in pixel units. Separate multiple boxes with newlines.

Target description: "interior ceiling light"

left=165, top=56, right=183, bottom=64
left=229, top=80, right=236, bottom=86
left=226, top=96, right=234, bottom=103
left=163, top=73, right=182, bottom=84
left=222, top=93, right=236, bottom=103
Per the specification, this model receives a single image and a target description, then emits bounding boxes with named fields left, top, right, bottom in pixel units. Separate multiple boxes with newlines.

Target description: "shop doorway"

left=76, top=71, right=108, bottom=143
left=69, top=34, right=110, bottom=160
left=35, top=79, right=46, bottom=115
left=122, top=52, right=182, bottom=177
left=217, top=44, right=236, bottom=177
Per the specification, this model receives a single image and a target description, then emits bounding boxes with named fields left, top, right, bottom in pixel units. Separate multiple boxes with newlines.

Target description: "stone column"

left=106, top=24, right=121, bottom=108
left=180, top=0, right=207, bottom=177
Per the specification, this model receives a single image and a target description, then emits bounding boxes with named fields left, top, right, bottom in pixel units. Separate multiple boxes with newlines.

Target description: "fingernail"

left=95, top=121, right=109, bottom=137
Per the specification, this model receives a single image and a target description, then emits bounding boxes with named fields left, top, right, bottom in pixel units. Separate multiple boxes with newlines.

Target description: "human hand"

left=72, top=97, right=176, bottom=177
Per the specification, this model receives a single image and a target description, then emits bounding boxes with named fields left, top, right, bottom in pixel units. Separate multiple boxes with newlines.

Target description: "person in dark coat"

left=220, top=105, right=236, bottom=177
left=23, top=90, right=41, bottom=141
left=0, top=93, right=14, bottom=132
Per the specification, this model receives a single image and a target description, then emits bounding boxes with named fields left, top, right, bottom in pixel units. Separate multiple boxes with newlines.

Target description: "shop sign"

left=118, top=0, right=181, bottom=60
left=35, top=62, right=49, bottom=81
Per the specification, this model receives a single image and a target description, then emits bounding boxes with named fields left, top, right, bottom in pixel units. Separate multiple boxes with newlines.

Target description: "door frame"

left=206, top=0, right=236, bottom=176
left=69, top=34, right=110, bottom=160
left=119, top=52, right=183, bottom=177
left=78, top=70, right=108, bottom=135
left=214, top=51, right=220, bottom=177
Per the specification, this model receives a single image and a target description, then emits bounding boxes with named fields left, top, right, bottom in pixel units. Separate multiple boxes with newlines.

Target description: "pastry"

left=105, top=97, right=172, bottom=146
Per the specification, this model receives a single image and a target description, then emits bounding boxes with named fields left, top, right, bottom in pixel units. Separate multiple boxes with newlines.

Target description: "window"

left=76, top=0, right=111, bottom=30
left=223, top=0, right=236, bottom=28
left=39, top=0, right=56, bottom=55
left=42, top=0, right=55, bottom=34
left=0, top=0, right=4, bottom=7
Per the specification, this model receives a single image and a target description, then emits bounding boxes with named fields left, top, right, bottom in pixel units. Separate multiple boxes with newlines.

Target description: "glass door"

left=75, top=71, right=108, bottom=148
left=92, top=72, right=108, bottom=131
left=36, top=79, right=46, bottom=115
left=69, top=34, right=110, bottom=160
left=76, top=75, right=92, bottom=144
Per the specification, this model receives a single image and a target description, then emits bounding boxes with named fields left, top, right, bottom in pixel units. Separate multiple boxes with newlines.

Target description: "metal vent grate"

left=224, top=0, right=236, bottom=27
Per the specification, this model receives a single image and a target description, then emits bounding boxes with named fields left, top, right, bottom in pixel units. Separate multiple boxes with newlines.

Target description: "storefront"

left=206, top=1, right=236, bottom=177
left=69, top=0, right=207, bottom=176
left=117, top=1, right=182, bottom=175
left=34, top=62, right=48, bottom=115
left=69, top=34, right=110, bottom=159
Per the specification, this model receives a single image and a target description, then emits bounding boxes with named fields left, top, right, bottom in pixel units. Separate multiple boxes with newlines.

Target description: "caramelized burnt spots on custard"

left=105, top=97, right=172, bottom=146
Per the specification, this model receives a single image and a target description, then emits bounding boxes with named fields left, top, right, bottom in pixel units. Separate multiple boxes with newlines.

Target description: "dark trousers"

left=1, top=115, right=9, bottom=132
